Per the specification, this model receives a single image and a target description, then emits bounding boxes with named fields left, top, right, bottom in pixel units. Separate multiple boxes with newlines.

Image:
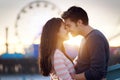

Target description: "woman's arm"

left=54, top=53, right=74, bottom=80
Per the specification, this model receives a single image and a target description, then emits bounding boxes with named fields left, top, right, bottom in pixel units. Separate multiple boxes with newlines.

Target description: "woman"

left=39, top=18, right=75, bottom=80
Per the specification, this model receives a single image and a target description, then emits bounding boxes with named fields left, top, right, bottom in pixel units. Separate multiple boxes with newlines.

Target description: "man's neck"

left=82, top=25, right=94, bottom=37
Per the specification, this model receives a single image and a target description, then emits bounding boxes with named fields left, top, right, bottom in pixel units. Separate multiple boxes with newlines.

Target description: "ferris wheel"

left=14, top=0, right=61, bottom=47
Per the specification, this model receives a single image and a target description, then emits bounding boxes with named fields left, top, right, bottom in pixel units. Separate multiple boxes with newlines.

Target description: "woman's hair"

left=40, top=18, right=62, bottom=76
left=39, top=18, right=73, bottom=76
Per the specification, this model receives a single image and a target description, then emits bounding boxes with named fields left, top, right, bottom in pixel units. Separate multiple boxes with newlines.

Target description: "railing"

left=0, top=58, right=39, bottom=74
left=0, top=58, right=120, bottom=80
left=107, top=64, right=120, bottom=80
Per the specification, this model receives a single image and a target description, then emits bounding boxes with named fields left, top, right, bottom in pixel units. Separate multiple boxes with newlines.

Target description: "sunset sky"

left=0, top=0, right=120, bottom=54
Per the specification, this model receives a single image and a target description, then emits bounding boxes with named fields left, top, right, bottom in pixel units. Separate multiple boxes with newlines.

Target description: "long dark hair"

left=39, top=18, right=73, bottom=76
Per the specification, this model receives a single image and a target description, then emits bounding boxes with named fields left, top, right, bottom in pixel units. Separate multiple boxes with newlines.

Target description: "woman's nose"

left=65, top=28, right=69, bottom=33
left=66, top=30, right=69, bottom=34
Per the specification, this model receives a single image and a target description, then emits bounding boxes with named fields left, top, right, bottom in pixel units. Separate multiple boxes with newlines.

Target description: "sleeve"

left=73, top=56, right=78, bottom=65
left=54, top=53, right=73, bottom=80
left=85, top=36, right=108, bottom=80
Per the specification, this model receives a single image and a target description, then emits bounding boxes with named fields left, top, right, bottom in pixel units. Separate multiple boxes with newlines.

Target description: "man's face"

left=64, top=18, right=79, bottom=37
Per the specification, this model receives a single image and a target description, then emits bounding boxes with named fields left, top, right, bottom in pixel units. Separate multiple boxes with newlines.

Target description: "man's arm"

left=83, top=35, right=109, bottom=80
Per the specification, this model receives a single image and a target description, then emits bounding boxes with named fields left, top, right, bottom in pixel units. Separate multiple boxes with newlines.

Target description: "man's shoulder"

left=87, top=29, right=107, bottom=41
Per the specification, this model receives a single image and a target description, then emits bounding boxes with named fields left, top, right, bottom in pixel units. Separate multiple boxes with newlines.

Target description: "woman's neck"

left=56, top=40, right=63, bottom=51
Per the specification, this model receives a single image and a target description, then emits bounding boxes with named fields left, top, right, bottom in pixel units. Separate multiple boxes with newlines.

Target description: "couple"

left=39, top=6, right=109, bottom=80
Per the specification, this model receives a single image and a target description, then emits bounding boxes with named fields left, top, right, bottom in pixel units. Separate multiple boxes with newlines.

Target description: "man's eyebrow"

left=65, top=24, right=68, bottom=26
left=65, top=23, right=69, bottom=26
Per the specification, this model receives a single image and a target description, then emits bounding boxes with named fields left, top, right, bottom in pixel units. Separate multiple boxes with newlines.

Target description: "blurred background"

left=0, top=0, right=120, bottom=80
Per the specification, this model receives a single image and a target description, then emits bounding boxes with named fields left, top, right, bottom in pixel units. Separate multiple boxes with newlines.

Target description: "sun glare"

left=63, top=33, right=83, bottom=58
left=64, top=33, right=83, bottom=47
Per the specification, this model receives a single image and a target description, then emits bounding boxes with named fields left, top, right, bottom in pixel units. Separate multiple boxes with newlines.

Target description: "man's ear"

left=77, top=19, right=83, bottom=25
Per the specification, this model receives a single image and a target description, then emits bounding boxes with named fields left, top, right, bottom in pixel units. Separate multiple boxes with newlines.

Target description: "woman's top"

left=50, top=49, right=75, bottom=80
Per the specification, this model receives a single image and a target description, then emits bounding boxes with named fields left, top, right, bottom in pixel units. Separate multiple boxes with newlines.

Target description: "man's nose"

left=66, top=26, right=70, bottom=31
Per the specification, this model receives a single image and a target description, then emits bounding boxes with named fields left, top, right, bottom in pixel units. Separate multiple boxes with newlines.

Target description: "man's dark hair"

left=62, top=6, right=89, bottom=25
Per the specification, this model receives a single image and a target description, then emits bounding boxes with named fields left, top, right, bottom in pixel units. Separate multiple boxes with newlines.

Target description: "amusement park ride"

left=0, top=0, right=61, bottom=75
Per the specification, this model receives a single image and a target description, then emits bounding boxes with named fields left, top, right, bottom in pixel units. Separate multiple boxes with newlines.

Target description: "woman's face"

left=57, top=22, right=68, bottom=41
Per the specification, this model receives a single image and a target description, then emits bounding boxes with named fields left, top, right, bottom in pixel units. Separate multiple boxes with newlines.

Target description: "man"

left=62, top=6, right=109, bottom=80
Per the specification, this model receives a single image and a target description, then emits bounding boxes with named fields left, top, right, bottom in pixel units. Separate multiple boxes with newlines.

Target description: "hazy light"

left=0, top=0, right=120, bottom=55
left=0, top=2, right=61, bottom=54
left=17, top=4, right=60, bottom=47
left=0, top=44, right=6, bottom=55
left=64, top=33, right=83, bottom=58
left=109, top=36, right=120, bottom=47
left=64, top=33, right=83, bottom=47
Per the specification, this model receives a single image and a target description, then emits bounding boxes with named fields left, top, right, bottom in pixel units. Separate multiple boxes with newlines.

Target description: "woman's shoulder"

left=54, top=49, right=64, bottom=58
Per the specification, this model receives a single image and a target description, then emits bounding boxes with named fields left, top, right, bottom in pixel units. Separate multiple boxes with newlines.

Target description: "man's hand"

left=71, top=73, right=86, bottom=80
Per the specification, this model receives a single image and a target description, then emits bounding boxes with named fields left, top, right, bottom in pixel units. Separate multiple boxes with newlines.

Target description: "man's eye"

left=64, top=26, right=67, bottom=29
left=67, top=25, right=71, bottom=28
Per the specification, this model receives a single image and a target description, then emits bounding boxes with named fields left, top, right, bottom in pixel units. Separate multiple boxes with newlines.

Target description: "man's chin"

left=71, top=33, right=78, bottom=37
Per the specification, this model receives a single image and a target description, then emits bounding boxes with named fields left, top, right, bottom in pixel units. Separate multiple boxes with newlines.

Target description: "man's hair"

left=62, top=6, right=89, bottom=25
